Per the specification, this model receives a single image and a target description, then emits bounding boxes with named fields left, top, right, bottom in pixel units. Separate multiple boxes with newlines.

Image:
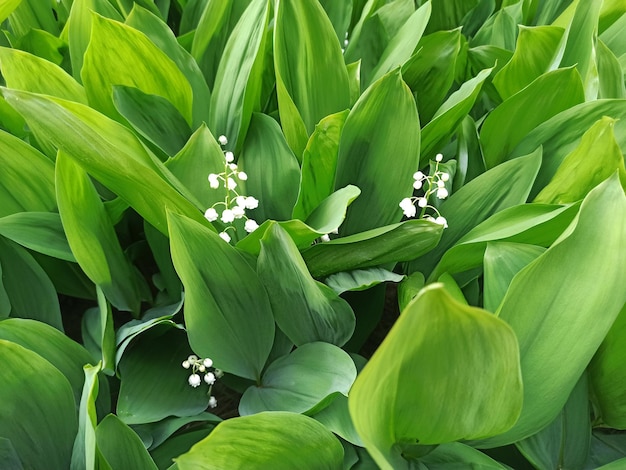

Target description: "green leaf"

left=8, top=0, right=59, bottom=37
left=117, top=326, right=212, bottom=425
left=240, top=342, right=357, bottom=415
left=168, top=211, right=274, bottom=381
left=516, top=373, right=590, bottom=470
left=71, top=363, right=104, bottom=470
left=113, top=86, right=192, bottom=158
left=82, top=287, right=116, bottom=375
left=304, top=219, right=443, bottom=279
left=0, top=0, right=21, bottom=24
left=274, top=0, right=350, bottom=157
left=293, top=110, right=349, bottom=221
left=0, top=318, right=94, bottom=404
left=410, top=149, right=542, bottom=278
left=420, top=67, right=492, bottom=164
left=475, top=175, right=626, bottom=447
left=319, top=0, right=352, bottom=41
left=0, top=129, right=55, bottom=217
left=313, top=395, right=363, bottom=447
left=2, top=88, right=208, bottom=235
left=482, top=68, right=585, bottom=169
left=132, top=413, right=221, bottom=451
left=597, top=39, right=626, bottom=99
left=0, top=212, right=74, bottom=261
left=335, top=69, right=420, bottom=235
left=0, top=340, right=78, bottom=470
left=589, top=302, right=626, bottom=428
left=56, top=152, right=148, bottom=314
left=397, top=271, right=425, bottom=312
left=325, top=268, right=405, bottom=295
left=82, top=14, right=193, bottom=124
left=0, top=47, right=86, bottom=103
left=419, top=442, right=507, bottom=469
left=96, top=415, right=158, bottom=470
left=0, top=437, right=23, bottom=470
left=510, top=99, right=626, bottom=199
left=175, top=412, right=344, bottom=470
left=257, top=223, right=355, bottom=346
left=349, top=285, right=522, bottom=469
left=209, top=0, right=269, bottom=151
left=535, top=117, right=626, bottom=204
left=483, top=242, right=546, bottom=312
left=0, top=238, right=62, bottom=330
left=239, top=113, right=301, bottom=222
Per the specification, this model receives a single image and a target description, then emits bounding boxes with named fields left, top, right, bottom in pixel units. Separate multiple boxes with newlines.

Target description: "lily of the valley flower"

left=183, top=354, right=221, bottom=409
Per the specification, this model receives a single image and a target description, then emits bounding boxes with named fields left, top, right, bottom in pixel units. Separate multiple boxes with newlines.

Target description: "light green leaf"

left=304, top=219, right=443, bottom=279
left=349, top=285, right=522, bottom=469
left=419, top=442, right=507, bottom=469
left=0, top=47, right=86, bottom=103
left=274, top=0, right=350, bottom=156
left=483, top=242, right=546, bottom=312
left=0, top=340, right=78, bottom=470
left=2, top=88, right=208, bottom=235
left=96, top=415, right=158, bottom=470
left=0, top=238, right=62, bottom=330
left=0, top=0, right=22, bottom=24
left=325, top=268, right=405, bottom=295
left=481, top=68, right=585, bottom=169
left=397, top=271, right=425, bottom=312
left=293, top=110, right=349, bottom=221
left=132, top=413, right=221, bottom=451
left=475, top=175, right=626, bottom=447
left=175, top=412, right=344, bottom=470
left=0, top=212, right=74, bottom=261
left=209, top=0, right=269, bottom=151
left=239, top=113, right=301, bottom=222
left=240, top=342, right=357, bottom=415
left=82, top=14, right=193, bottom=124
left=0, top=129, right=55, bottom=218
left=335, top=69, right=420, bottom=235
left=257, top=223, right=355, bottom=346
left=71, top=363, right=104, bottom=470
left=56, top=152, right=148, bottom=314
left=168, top=211, right=274, bottom=381
left=597, top=39, right=626, bottom=99
left=535, top=116, right=626, bottom=204
left=313, top=395, right=363, bottom=447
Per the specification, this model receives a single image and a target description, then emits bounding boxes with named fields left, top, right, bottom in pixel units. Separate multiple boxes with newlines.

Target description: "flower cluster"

left=204, top=135, right=259, bottom=243
left=182, top=354, right=223, bottom=408
left=399, top=153, right=450, bottom=228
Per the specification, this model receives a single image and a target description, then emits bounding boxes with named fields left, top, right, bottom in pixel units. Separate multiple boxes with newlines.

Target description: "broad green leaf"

left=367, top=2, right=431, bottom=86
left=113, top=86, right=192, bottom=157
left=82, top=14, right=193, bottom=124
left=483, top=242, right=546, bottom=312
left=481, top=68, right=585, bottom=169
left=144, top=222, right=182, bottom=302
left=492, top=25, right=565, bottom=100
left=125, top=4, right=212, bottom=127
left=0, top=128, right=55, bottom=217
left=71, top=363, right=104, bottom=470
left=0, top=212, right=74, bottom=261
left=133, top=413, right=221, bottom=450
left=2, top=89, right=208, bottom=235
left=510, top=99, right=626, bottom=198
left=325, top=268, right=405, bottom=295
left=13, top=26, right=66, bottom=67
left=239, top=113, right=300, bottom=222
left=293, top=110, right=349, bottom=221
left=168, top=212, right=274, bottom=381
left=96, top=415, right=158, bottom=470
left=8, top=0, right=59, bottom=37
left=335, top=69, right=420, bottom=235
left=0, top=340, right=77, bottom=470
left=516, top=373, right=590, bottom=470
left=313, top=395, right=363, bottom=447
left=475, top=175, right=626, bottom=447
left=597, top=39, right=626, bottom=99
left=559, top=0, right=602, bottom=99
left=535, top=117, right=626, bottom=204
left=34, top=253, right=96, bottom=300
left=472, top=1, right=523, bottom=50
left=349, top=285, right=522, bottom=469
left=410, top=149, right=542, bottom=278
left=117, top=326, right=212, bottom=425
left=239, top=342, right=357, bottom=415
left=56, top=152, right=148, bottom=314
left=209, top=0, right=269, bottom=151
left=420, top=67, right=491, bottom=164
left=0, top=237, right=62, bottom=330
left=67, top=0, right=125, bottom=81
left=402, top=29, right=463, bottom=123
left=274, top=0, right=350, bottom=156
left=589, top=302, right=626, bottom=429
left=0, top=47, right=86, bottom=103
left=81, top=287, right=116, bottom=375
left=175, top=412, right=344, bottom=470
left=0, top=0, right=21, bottom=24
left=397, top=271, right=425, bottom=312
left=150, top=427, right=213, bottom=469
left=596, top=459, right=626, bottom=470
left=588, top=431, right=626, bottom=468
left=0, top=318, right=94, bottom=404
left=455, top=115, right=485, bottom=186
left=419, top=442, right=507, bottom=469
left=319, top=0, right=352, bottom=41
left=304, top=219, right=443, bottom=279
left=257, top=223, right=355, bottom=346
left=0, top=437, right=23, bottom=470
left=426, top=0, right=480, bottom=33
left=0, top=263, right=9, bottom=318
